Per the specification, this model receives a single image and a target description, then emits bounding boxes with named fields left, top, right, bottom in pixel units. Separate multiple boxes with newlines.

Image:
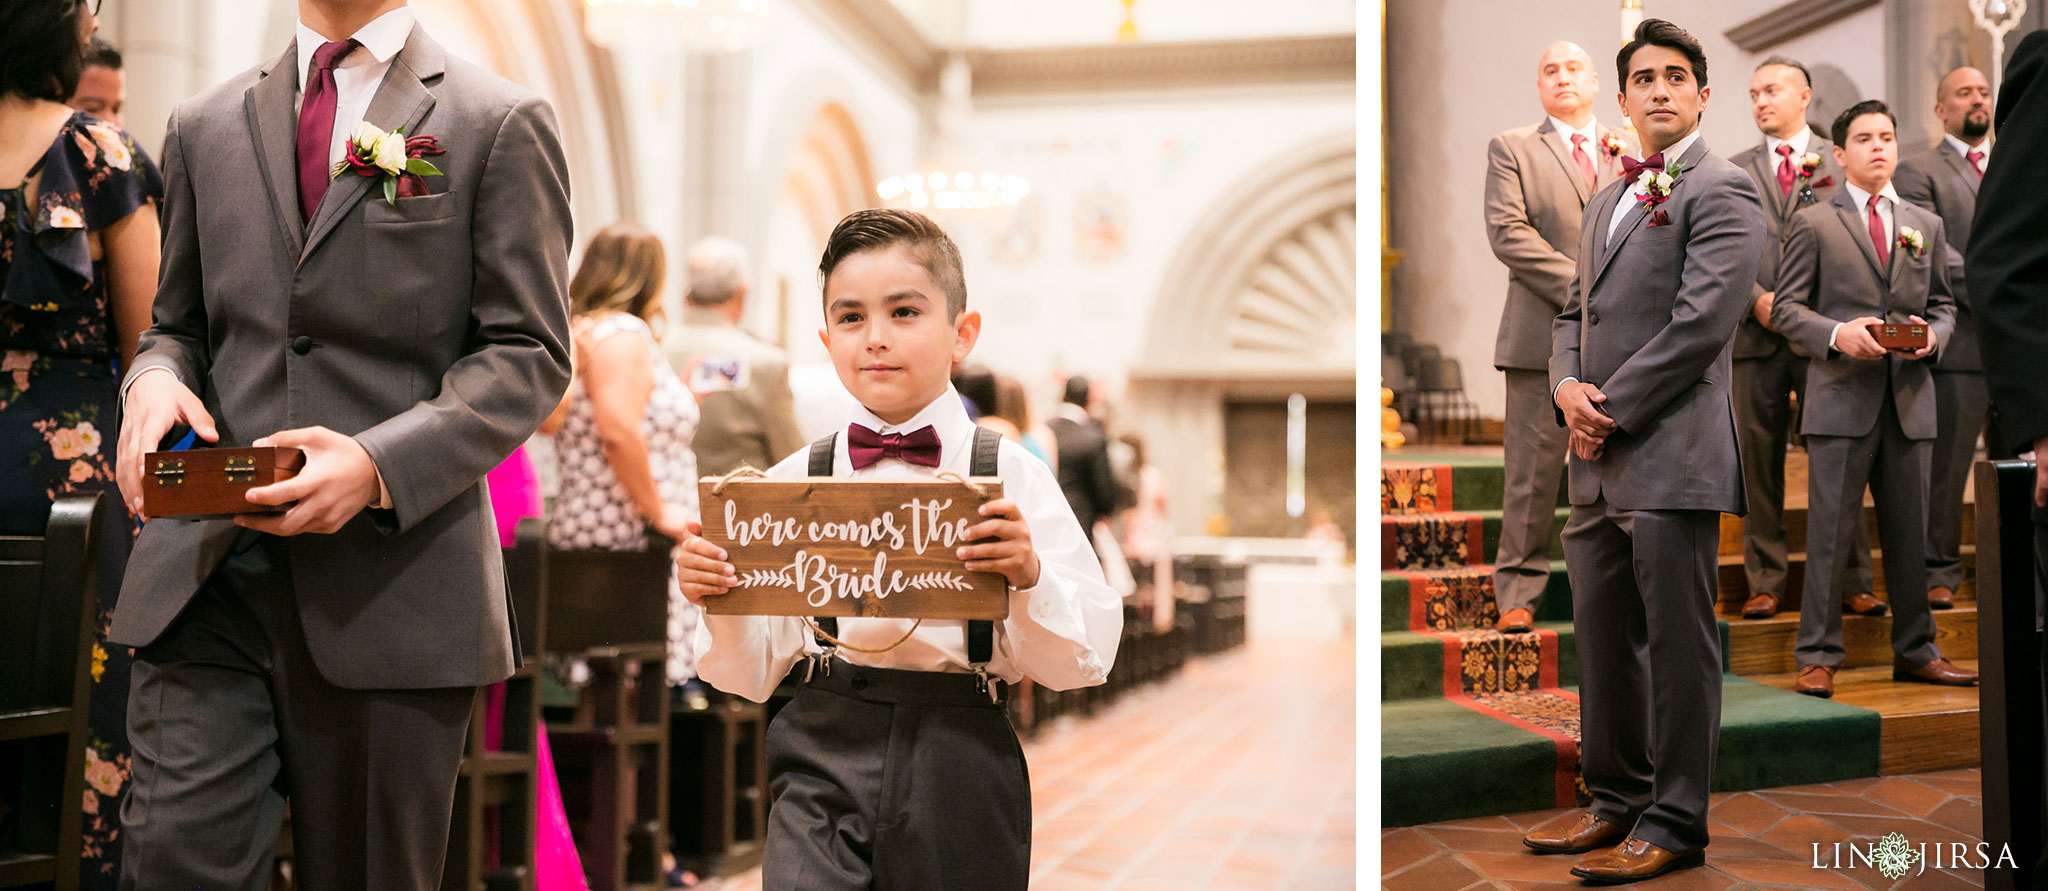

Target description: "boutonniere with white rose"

left=1634, top=159, right=1686, bottom=226
left=1600, top=132, right=1627, bottom=162
left=333, top=122, right=447, bottom=204
left=1897, top=226, right=1927, bottom=260
left=1794, top=152, right=1833, bottom=203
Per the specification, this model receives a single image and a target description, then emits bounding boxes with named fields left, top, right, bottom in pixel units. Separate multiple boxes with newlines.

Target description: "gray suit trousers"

left=120, top=533, right=476, bottom=891
left=1562, top=497, right=1723, bottom=854
left=1733, top=347, right=1874, bottom=601
left=1494, top=368, right=1569, bottom=613
left=1927, top=369, right=1989, bottom=590
left=1794, top=398, right=1942, bottom=669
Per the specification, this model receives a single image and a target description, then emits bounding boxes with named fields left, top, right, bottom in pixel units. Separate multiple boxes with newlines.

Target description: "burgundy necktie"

left=1775, top=144, right=1796, bottom=197
left=296, top=38, right=360, bottom=224
left=1868, top=194, right=1890, bottom=268
left=1570, top=133, right=1596, bottom=192
left=1966, top=150, right=1985, bottom=180
left=846, top=424, right=943, bottom=470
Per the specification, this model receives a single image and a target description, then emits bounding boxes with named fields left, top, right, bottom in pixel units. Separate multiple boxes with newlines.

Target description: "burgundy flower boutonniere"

left=1600, top=132, right=1627, bottom=162
left=1795, top=152, right=1833, bottom=203
left=1897, top=226, right=1927, bottom=260
left=334, top=122, right=447, bottom=203
left=1633, top=159, right=1685, bottom=227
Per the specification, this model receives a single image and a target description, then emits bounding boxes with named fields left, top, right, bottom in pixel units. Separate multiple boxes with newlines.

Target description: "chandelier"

left=876, top=54, right=1030, bottom=212
left=581, top=0, right=773, bottom=53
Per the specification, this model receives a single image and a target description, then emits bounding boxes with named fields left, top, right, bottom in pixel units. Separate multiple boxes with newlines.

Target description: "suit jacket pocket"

left=363, top=190, right=461, bottom=225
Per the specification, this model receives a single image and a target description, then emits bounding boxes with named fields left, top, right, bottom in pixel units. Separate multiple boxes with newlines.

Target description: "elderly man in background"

left=1482, top=40, right=1634, bottom=634
left=70, top=36, right=126, bottom=124
left=663, top=236, right=805, bottom=475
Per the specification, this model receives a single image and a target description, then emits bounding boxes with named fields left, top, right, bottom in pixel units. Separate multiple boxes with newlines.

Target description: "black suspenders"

left=807, top=427, right=1002, bottom=669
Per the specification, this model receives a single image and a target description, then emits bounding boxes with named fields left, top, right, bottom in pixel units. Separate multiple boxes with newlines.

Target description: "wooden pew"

left=0, top=493, right=110, bottom=891
left=1974, top=459, right=2045, bottom=891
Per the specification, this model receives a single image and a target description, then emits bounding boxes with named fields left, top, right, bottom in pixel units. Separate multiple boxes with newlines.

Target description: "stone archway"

left=761, top=101, right=879, bottom=360
left=1127, top=132, right=1357, bottom=535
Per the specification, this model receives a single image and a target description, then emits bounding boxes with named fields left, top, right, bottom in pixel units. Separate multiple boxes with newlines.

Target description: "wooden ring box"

left=142, top=447, right=307, bottom=519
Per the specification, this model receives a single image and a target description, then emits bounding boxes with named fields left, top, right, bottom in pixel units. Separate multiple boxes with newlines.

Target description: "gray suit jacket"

left=109, top=27, right=574, bottom=690
left=1729, top=134, right=1845, bottom=359
left=1549, top=136, right=1768, bottom=515
left=1892, top=140, right=1982, bottom=371
left=1485, top=119, right=1633, bottom=370
left=662, top=307, right=805, bottom=476
left=1768, top=191, right=1957, bottom=440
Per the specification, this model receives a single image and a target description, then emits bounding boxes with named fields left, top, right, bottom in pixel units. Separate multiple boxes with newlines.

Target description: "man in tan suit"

left=663, top=236, right=806, bottom=475
left=1484, top=40, right=1634, bottom=633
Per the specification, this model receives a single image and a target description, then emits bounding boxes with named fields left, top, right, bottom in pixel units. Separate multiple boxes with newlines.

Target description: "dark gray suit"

left=1894, top=139, right=1989, bottom=592
left=1770, top=191, right=1956, bottom=671
left=112, top=27, right=572, bottom=889
left=1727, top=136, right=1873, bottom=604
left=1551, top=136, right=1766, bottom=854
left=1483, top=118, right=1631, bottom=615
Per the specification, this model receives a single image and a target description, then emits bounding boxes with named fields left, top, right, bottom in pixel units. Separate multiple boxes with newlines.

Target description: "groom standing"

left=1519, top=18, right=1766, bottom=884
left=110, top=0, right=572, bottom=887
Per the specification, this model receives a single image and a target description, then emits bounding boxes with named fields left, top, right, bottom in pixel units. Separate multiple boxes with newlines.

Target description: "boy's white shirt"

left=691, top=385, right=1121, bottom=703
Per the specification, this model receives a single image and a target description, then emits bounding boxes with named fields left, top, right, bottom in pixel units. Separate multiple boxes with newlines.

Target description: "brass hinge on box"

left=151, top=457, right=186, bottom=487
left=225, top=455, right=257, bottom=484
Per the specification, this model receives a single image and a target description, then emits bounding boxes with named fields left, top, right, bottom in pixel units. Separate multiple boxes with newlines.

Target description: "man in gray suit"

left=1770, top=100, right=1978, bottom=698
left=1894, top=65, right=1995, bottom=612
left=109, top=2, right=572, bottom=886
left=1519, top=20, right=1766, bottom=883
left=663, top=236, right=806, bottom=475
left=1482, top=40, right=1634, bottom=634
left=1728, top=56, right=1879, bottom=620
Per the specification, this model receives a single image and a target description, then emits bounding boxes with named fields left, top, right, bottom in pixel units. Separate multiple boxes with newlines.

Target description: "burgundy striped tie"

left=296, top=38, right=360, bottom=224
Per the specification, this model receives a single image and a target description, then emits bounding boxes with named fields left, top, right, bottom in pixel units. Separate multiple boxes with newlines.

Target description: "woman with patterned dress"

left=1, top=1, right=163, bottom=884
left=548, top=223, right=704, bottom=687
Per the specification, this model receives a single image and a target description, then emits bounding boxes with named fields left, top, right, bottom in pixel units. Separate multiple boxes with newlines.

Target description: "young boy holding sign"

left=677, top=209, right=1122, bottom=889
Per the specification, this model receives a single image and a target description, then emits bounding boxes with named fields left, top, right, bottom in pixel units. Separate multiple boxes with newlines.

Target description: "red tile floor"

left=1383, top=769, right=1992, bottom=889
left=710, top=636, right=1358, bottom=890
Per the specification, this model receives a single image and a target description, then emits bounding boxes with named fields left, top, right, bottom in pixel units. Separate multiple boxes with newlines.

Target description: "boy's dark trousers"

left=762, top=661, right=1031, bottom=890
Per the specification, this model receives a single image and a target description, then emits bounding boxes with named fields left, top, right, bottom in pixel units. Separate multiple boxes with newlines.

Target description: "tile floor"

left=709, top=635, right=1358, bottom=890
left=1383, top=769, right=1994, bottom=890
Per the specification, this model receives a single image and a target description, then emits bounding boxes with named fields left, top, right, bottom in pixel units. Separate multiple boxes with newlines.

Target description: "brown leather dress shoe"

left=1496, top=608, right=1534, bottom=634
left=1740, top=593, right=1779, bottom=619
left=1928, top=586, right=1956, bottom=610
left=1571, top=836, right=1706, bottom=884
left=1895, top=657, right=1979, bottom=686
left=1523, top=810, right=1630, bottom=855
left=1843, top=592, right=1889, bottom=617
left=1795, top=664, right=1835, bottom=698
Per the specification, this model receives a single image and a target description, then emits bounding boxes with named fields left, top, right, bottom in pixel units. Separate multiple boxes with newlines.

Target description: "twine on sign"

left=709, top=465, right=768, bottom=496
left=935, top=471, right=992, bottom=500
left=804, top=616, right=924, bottom=653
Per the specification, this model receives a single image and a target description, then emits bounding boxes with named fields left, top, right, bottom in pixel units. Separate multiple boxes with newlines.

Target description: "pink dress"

left=484, top=447, right=590, bottom=890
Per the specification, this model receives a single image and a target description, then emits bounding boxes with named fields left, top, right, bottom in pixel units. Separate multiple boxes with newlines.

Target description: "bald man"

left=1483, top=41, right=1635, bottom=633
left=1895, top=66, right=1996, bottom=612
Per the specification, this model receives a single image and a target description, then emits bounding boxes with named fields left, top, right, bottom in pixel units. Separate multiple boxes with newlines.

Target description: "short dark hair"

left=1830, top=99, right=1895, bottom=147
left=1617, top=18, right=1708, bottom=89
left=1, top=0, right=88, bottom=102
left=818, top=209, right=967, bottom=319
left=84, top=34, right=119, bottom=71
left=1755, top=55, right=1809, bottom=87
left=953, top=364, right=998, bottom=417
left=1063, top=376, right=1091, bottom=407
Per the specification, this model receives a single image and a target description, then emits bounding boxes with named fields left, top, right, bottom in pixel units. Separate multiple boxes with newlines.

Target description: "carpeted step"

left=1723, top=605, right=1979, bottom=676
left=1382, top=623, right=1580, bottom=702
left=1381, top=675, right=1883, bottom=827
left=1383, top=452, right=1570, bottom=515
left=1753, top=660, right=1981, bottom=775
left=1715, top=546, right=1977, bottom=615
left=1378, top=568, right=1574, bottom=633
left=1382, top=508, right=1573, bottom=572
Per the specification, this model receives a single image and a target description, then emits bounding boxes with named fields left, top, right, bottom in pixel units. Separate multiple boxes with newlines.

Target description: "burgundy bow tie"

left=1620, top=152, right=1666, bottom=183
left=847, top=424, right=942, bottom=470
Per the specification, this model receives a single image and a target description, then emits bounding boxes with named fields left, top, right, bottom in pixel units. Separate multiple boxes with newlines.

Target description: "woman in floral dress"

left=1, top=2, right=163, bottom=884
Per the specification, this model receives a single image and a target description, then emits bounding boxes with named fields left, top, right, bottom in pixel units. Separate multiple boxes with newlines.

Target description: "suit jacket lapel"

left=1941, top=144, right=1981, bottom=197
left=1590, top=136, right=1708, bottom=287
left=1533, top=120, right=1592, bottom=205
left=301, top=26, right=444, bottom=264
left=1746, top=146, right=1790, bottom=220
left=1831, top=190, right=1888, bottom=287
left=245, top=43, right=305, bottom=259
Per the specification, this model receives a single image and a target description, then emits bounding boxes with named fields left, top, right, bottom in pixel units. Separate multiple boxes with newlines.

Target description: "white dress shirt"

left=1765, top=126, right=1813, bottom=162
left=1547, top=115, right=1600, bottom=161
left=295, top=8, right=416, bottom=167
left=1609, top=128, right=1703, bottom=239
left=1944, top=133, right=1991, bottom=170
left=1828, top=179, right=1904, bottom=352
left=691, top=386, right=1123, bottom=703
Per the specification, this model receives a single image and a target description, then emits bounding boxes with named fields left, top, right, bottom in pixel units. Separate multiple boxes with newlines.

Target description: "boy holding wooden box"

left=676, top=209, right=1122, bottom=889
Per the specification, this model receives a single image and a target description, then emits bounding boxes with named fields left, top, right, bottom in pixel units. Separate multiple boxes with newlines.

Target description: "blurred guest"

left=1895, top=65, right=1996, bottom=612
left=1047, top=376, right=1118, bottom=552
left=954, top=363, right=1014, bottom=437
left=551, top=223, right=704, bottom=685
left=994, top=374, right=1056, bottom=466
left=70, top=35, right=123, bottom=124
left=1118, top=433, right=1173, bottom=629
left=662, top=235, right=803, bottom=475
left=0, top=1, right=161, bottom=882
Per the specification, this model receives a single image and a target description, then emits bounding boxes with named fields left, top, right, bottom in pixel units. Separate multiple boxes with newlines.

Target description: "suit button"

left=1590, top=312, right=1601, bottom=325
left=291, top=336, right=313, bottom=355
left=850, top=672, right=870, bottom=691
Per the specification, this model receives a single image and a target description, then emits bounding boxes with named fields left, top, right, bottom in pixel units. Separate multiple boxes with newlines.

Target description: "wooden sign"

left=696, top=478, right=1009, bottom=620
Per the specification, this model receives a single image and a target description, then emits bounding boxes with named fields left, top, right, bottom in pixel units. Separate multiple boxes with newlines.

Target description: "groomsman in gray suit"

left=1519, top=20, right=1765, bottom=883
left=1769, top=101, right=1978, bottom=698
left=1894, top=65, right=1995, bottom=612
left=1727, top=56, right=1879, bottom=622
left=1482, top=40, right=1634, bottom=634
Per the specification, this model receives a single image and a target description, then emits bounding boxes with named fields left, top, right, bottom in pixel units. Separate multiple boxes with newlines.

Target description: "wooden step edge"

left=1724, top=609, right=1978, bottom=676
left=1749, top=661, right=1982, bottom=775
